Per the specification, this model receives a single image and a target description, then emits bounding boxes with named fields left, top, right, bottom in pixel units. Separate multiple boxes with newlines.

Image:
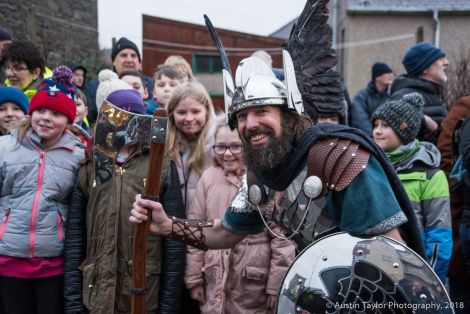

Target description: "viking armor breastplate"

left=248, top=166, right=335, bottom=251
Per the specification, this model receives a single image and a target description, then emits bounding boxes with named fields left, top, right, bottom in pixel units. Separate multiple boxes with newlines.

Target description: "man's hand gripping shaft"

left=130, top=194, right=214, bottom=250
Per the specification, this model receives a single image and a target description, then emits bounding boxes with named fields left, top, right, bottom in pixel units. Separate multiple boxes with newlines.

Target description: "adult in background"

left=389, top=42, right=449, bottom=143
left=85, top=37, right=154, bottom=125
left=351, top=62, right=394, bottom=134
left=1, top=41, right=52, bottom=101
left=71, top=65, right=87, bottom=91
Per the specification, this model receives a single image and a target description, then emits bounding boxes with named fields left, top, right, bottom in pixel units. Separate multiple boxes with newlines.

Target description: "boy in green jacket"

left=372, top=92, right=452, bottom=283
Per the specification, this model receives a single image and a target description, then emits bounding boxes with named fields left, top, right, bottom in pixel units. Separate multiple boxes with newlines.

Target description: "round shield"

left=277, top=232, right=453, bottom=314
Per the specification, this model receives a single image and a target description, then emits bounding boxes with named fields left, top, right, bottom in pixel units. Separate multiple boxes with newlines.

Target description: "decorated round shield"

left=277, top=232, right=453, bottom=314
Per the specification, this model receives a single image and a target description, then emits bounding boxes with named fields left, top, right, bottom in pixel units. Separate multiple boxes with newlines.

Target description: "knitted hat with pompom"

left=95, top=69, right=131, bottom=111
left=29, top=65, right=77, bottom=123
left=371, top=92, right=425, bottom=144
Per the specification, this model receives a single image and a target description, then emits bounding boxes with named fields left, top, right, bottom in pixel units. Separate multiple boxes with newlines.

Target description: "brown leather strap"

left=167, top=216, right=214, bottom=251
left=307, top=138, right=370, bottom=194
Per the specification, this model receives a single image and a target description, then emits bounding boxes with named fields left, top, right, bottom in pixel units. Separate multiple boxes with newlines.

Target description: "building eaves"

left=347, top=0, right=470, bottom=13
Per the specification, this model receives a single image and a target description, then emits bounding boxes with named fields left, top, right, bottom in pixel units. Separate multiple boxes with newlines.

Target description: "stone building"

left=337, top=0, right=470, bottom=97
left=0, top=0, right=99, bottom=66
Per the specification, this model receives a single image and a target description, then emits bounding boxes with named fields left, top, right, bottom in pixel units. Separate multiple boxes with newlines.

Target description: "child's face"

left=75, top=97, right=88, bottom=124
left=31, top=108, right=69, bottom=148
left=0, top=102, right=25, bottom=133
left=213, top=126, right=244, bottom=176
left=317, top=116, right=340, bottom=124
left=173, top=97, right=207, bottom=137
left=153, top=75, right=180, bottom=106
left=72, top=69, right=85, bottom=88
left=373, top=119, right=402, bottom=152
left=121, top=75, right=148, bottom=100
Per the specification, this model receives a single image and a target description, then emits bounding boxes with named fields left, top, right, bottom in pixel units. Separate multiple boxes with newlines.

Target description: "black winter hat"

left=371, top=92, right=424, bottom=144
left=0, top=27, right=13, bottom=41
left=371, top=62, right=393, bottom=81
left=402, top=42, right=445, bottom=77
left=111, top=37, right=141, bottom=62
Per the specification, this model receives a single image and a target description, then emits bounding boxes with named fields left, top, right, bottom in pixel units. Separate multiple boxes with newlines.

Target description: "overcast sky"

left=98, top=0, right=307, bottom=51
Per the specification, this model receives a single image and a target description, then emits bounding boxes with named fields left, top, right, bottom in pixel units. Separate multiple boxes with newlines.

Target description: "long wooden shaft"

left=131, top=109, right=167, bottom=314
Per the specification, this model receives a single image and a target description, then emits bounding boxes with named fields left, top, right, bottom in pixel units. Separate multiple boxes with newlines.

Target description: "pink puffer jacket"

left=185, top=166, right=296, bottom=314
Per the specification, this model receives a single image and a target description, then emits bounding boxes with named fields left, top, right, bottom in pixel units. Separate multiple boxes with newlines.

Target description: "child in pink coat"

left=185, top=122, right=295, bottom=314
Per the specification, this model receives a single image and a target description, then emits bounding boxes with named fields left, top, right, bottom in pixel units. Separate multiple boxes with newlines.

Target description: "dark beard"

left=243, top=126, right=296, bottom=175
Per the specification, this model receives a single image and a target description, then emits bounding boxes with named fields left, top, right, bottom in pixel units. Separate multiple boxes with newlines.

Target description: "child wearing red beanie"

left=0, top=66, right=84, bottom=314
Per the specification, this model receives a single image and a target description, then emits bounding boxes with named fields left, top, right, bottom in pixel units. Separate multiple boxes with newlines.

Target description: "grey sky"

left=98, top=0, right=307, bottom=51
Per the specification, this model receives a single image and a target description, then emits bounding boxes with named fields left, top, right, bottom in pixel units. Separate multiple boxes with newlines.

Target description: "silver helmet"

left=226, top=50, right=304, bottom=128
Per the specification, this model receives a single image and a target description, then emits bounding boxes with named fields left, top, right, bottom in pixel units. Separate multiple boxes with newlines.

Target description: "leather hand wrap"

left=167, top=216, right=214, bottom=251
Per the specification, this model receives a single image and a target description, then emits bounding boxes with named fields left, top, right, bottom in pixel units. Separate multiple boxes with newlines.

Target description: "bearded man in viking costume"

left=130, top=0, right=454, bottom=312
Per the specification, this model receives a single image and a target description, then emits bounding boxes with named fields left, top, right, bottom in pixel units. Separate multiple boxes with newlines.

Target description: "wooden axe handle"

left=131, top=108, right=167, bottom=314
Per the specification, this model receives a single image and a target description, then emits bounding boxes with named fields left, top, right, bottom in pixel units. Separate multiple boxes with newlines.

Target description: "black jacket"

left=390, top=75, right=447, bottom=130
left=351, top=82, right=390, bottom=134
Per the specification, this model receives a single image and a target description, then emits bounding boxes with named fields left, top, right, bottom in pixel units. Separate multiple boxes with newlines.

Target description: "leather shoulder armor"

left=307, top=138, right=370, bottom=197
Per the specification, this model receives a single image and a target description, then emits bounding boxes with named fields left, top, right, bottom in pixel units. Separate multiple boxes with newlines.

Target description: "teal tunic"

left=222, top=155, right=407, bottom=236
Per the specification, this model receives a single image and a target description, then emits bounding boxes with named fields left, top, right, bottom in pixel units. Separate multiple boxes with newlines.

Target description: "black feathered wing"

left=286, top=0, right=345, bottom=122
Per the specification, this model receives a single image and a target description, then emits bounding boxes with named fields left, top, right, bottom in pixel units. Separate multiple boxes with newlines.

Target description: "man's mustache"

left=242, top=125, right=273, bottom=142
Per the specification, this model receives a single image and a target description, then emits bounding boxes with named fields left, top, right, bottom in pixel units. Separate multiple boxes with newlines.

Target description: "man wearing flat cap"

left=389, top=42, right=449, bottom=143
left=85, top=37, right=154, bottom=124
left=351, top=62, right=394, bottom=134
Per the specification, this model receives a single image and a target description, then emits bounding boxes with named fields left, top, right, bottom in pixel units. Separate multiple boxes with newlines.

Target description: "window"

left=416, top=26, right=424, bottom=43
left=192, top=54, right=223, bottom=73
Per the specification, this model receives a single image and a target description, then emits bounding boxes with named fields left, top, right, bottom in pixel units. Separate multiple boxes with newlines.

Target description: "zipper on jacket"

left=25, top=134, right=77, bottom=257
left=0, top=208, right=11, bottom=240
left=116, top=166, right=125, bottom=175
left=30, top=151, right=46, bottom=257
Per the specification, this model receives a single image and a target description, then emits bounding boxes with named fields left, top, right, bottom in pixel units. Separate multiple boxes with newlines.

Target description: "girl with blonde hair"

left=166, top=81, right=216, bottom=209
left=166, top=81, right=216, bottom=313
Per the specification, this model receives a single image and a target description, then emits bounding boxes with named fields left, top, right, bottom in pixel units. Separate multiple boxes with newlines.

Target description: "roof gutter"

left=433, top=9, right=440, bottom=47
left=332, top=0, right=338, bottom=48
